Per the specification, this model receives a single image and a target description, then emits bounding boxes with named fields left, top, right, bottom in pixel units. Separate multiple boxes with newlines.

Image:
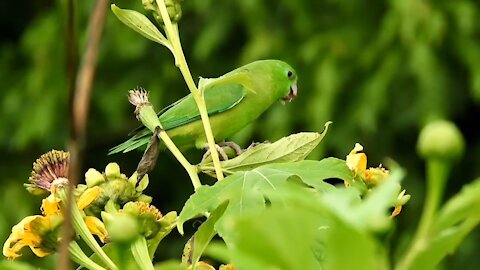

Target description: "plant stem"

left=156, top=130, right=202, bottom=189
left=58, top=189, right=118, bottom=270
left=416, top=159, right=449, bottom=239
left=155, top=0, right=224, bottom=181
left=69, top=241, right=107, bottom=270
left=131, top=237, right=155, bottom=270
left=395, top=158, right=450, bottom=270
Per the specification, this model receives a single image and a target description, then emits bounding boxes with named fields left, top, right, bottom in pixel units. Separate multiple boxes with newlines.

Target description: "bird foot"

left=201, top=141, right=244, bottom=162
left=247, top=140, right=270, bottom=150
left=217, top=141, right=243, bottom=156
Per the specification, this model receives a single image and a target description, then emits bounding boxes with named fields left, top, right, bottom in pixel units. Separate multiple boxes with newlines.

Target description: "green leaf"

left=203, top=240, right=230, bottom=264
left=220, top=184, right=385, bottom=270
left=191, top=202, right=229, bottom=267
left=317, top=216, right=380, bottom=270
left=435, top=178, right=480, bottom=231
left=322, top=168, right=404, bottom=231
left=178, top=159, right=351, bottom=234
left=154, top=260, right=188, bottom=270
left=111, top=5, right=171, bottom=49
left=198, top=123, right=332, bottom=175
left=403, top=179, right=480, bottom=270
left=406, top=217, right=479, bottom=270
left=222, top=204, right=322, bottom=270
left=0, top=261, right=38, bottom=270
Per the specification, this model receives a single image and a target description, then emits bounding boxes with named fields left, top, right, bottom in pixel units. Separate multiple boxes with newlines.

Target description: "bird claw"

left=247, top=140, right=270, bottom=150
left=217, top=142, right=243, bottom=156
left=201, top=141, right=244, bottom=162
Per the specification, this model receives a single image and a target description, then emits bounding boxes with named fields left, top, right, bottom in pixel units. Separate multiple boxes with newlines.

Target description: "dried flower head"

left=25, top=150, right=69, bottom=194
left=128, top=87, right=151, bottom=118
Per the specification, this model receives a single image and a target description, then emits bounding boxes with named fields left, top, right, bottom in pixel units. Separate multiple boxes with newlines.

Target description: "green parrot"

left=109, top=59, right=298, bottom=154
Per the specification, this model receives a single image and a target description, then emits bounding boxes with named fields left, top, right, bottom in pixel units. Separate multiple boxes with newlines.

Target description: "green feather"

left=109, top=59, right=297, bottom=154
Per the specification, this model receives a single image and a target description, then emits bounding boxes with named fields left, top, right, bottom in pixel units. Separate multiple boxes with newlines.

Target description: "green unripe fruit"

left=417, top=120, right=465, bottom=161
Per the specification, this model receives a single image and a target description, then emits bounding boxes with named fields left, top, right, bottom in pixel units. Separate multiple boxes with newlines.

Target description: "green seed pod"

left=417, top=120, right=465, bottom=161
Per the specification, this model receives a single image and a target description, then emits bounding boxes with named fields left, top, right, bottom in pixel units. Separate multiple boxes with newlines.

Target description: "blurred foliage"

left=1, top=0, right=480, bottom=268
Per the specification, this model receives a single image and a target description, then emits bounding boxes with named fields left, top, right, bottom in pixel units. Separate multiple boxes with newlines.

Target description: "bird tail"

left=108, top=130, right=151, bottom=154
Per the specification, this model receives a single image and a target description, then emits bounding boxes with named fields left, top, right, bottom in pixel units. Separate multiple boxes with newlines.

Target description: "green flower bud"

left=142, top=0, right=182, bottom=24
left=121, top=201, right=164, bottom=239
left=85, top=168, right=106, bottom=187
left=82, top=164, right=152, bottom=216
left=138, top=194, right=153, bottom=203
left=417, top=120, right=465, bottom=161
left=106, top=215, right=139, bottom=243
left=105, top=163, right=121, bottom=179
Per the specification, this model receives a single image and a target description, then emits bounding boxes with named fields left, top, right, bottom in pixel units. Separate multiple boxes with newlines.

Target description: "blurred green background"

left=1, top=0, right=479, bottom=269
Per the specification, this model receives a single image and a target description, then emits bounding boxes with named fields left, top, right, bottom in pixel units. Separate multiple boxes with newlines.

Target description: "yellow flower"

left=85, top=216, right=108, bottom=243
left=3, top=186, right=107, bottom=259
left=391, top=190, right=411, bottom=218
left=346, top=143, right=367, bottom=176
left=346, top=143, right=409, bottom=217
left=3, top=214, right=60, bottom=259
left=346, top=143, right=389, bottom=186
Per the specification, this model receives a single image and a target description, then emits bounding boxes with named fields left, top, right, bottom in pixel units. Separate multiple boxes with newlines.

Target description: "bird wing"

left=109, top=83, right=246, bottom=154
left=159, top=83, right=245, bottom=130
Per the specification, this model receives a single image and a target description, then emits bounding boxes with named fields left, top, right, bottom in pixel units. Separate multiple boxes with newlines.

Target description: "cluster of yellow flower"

left=3, top=150, right=176, bottom=264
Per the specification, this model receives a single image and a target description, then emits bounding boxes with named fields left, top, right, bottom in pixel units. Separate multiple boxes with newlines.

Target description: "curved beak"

left=281, top=84, right=298, bottom=104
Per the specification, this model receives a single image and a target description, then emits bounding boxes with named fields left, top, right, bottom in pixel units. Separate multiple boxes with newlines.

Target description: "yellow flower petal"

left=41, top=194, right=62, bottom=216
left=363, top=166, right=389, bottom=186
left=3, top=216, right=54, bottom=259
left=346, top=143, right=367, bottom=176
left=391, top=206, right=402, bottom=218
left=77, top=186, right=101, bottom=210
left=85, top=216, right=108, bottom=243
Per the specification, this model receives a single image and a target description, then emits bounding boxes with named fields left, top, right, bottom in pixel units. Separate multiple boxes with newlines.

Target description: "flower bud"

left=82, top=164, right=152, bottom=216
left=142, top=0, right=182, bottom=24
left=85, top=168, right=106, bottom=187
left=105, top=163, right=121, bottom=179
left=106, top=215, right=139, bottom=243
left=417, top=120, right=465, bottom=161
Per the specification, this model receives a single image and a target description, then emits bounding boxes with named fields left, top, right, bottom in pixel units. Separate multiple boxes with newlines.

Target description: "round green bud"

left=85, top=168, right=105, bottom=187
left=106, top=215, right=139, bottom=243
left=105, top=163, right=121, bottom=179
left=417, top=120, right=465, bottom=161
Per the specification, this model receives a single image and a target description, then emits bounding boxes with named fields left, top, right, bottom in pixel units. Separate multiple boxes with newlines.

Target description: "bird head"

left=278, top=63, right=298, bottom=105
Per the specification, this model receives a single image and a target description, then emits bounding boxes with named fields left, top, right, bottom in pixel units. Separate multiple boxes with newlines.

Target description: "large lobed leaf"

left=219, top=172, right=401, bottom=270
left=178, top=158, right=352, bottom=234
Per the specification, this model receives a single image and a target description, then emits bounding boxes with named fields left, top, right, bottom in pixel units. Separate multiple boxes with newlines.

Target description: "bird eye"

left=287, top=70, right=293, bottom=79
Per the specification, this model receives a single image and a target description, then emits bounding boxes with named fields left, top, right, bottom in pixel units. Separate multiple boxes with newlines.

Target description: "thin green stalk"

left=131, top=237, right=155, bottom=270
left=396, top=159, right=450, bottom=270
left=416, top=159, right=449, bottom=239
left=136, top=95, right=201, bottom=189
left=58, top=189, right=118, bottom=270
left=69, top=241, right=107, bottom=270
left=156, top=130, right=201, bottom=189
left=155, top=0, right=224, bottom=181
